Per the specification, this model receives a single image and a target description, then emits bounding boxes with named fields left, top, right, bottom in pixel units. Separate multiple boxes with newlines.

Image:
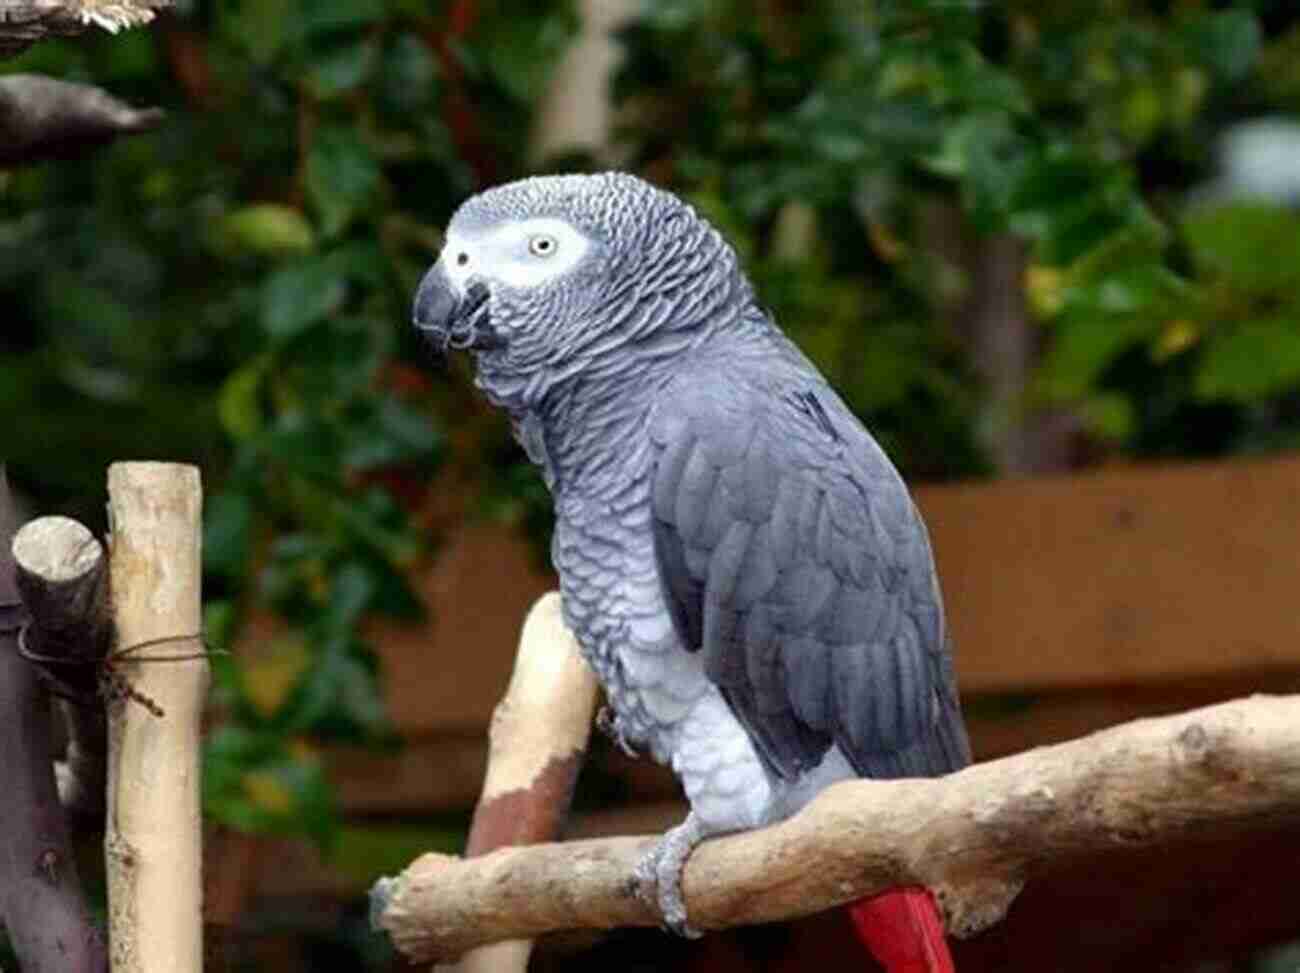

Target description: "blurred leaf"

left=260, top=258, right=346, bottom=339
left=244, top=636, right=313, bottom=717
left=1182, top=203, right=1300, bottom=294
left=204, top=726, right=337, bottom=849
left=1037, top=311, right=1157, bottom=401
left=1079, top=393, right=1135, bottom=441
left=1196, top=320, right=1300, bottom=403
left=343, top=398, right=442, bottom=471
left=468, top=3, right=579, bottom=104
left=378, top=33, right=439, bottom=114
left=1181, top=10, right=1261, bottom=83
left=205, top=489, right=255, bottom=580
left=325, top=560, right=377, bottom=630
left=306, top=127, right=382, bottom=239
left=218, top=354, right=269, bottom=440
left=297, top=0, right=386, bottom=39
left=307, top=40, right=377, bottom=98
left=218, top=0, right=292, bottom=64
left=215, top=205, right=316, bottom=257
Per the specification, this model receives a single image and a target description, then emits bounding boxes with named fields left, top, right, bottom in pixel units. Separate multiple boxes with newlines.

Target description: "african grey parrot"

left=413, top=172, right=971, bottom=971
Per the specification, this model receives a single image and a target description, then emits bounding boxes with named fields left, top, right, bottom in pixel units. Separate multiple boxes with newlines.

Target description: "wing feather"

left=650, top=364, right=969, bottom=781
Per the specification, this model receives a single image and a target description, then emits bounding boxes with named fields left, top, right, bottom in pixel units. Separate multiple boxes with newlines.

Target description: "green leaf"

left=218, top=0, right=292, bottom=65
left=306, top=40, right=377, bottom=99
left=342, top=398, right=442, bottom=471
left=297, top=0, right=385, bottom=38
left=204, top=490, right=254, bottom=580
left=326, top=560, right=377, bottom=629
left=282, top=637, right=392, bottom=741
left=1037, top=311, right=1157, bottom=401
left=1182, top=203, right=1300, bottom=294
left=1079, top=394, right=1135, bottom=442
left=260, top=258, right=346, bottom=339
left=378, top=33, right=439, bottom=114
left=1181, top=11, right=1261, bottom=83
left=306, top=127, right=381, bottom=239
left=216, top=204, right=316, bottom=256
left=1196, top=320, right=1300, bottom=402
left=203, top=727, right=338, bottom=849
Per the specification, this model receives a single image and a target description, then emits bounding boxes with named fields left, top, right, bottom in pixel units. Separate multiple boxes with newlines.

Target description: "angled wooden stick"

left=105, top=462, right=207, bottom=973
left=373, top=694, right=1300, bottom=963
left=412, top=592, right=601, bottom=973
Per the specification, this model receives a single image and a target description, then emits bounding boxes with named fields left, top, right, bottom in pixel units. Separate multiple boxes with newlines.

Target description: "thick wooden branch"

left=0, top=0, right=170, bottom=57
left=373, top=694, right=1300, bottom=963
left=105, top=461, right=207, bottom=973
left=13, top=514, right=110, bottom=820
left=0, top=471, right=107, bottom=971
left=427, top=592, right=601, bottom=973
left=0, top=75, right=164, bottom=165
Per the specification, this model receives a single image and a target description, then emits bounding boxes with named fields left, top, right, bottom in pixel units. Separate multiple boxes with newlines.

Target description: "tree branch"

left=0, top=75, right=164, bottom=165
left=13, top=515, right=111, bottom=821
left=0, top=0, right=170, bottom=57
left=419, top=592, right=601, bottom=973
left=0, top=470, right=107, bottom=972
left=372, top=694, right=1300, bottom=964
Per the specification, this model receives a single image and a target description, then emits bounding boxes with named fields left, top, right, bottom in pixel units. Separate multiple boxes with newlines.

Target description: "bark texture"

left=0, top=471, right=107, bottom=971
left=431, top=592, right=601, bottom=973
left=0, top=0, right=170, bottom=57
left=104, top=462, right=207, bottom=973
left=0, top=75, right=164, bottom=165
left=374, top=694, right=1300, bottom=964
left=13, top=514, right=110, bottom=820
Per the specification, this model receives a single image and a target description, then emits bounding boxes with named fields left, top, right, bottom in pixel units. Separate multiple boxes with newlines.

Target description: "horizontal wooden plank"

left=324, top=455, right=1300, bottom=742
left=916, top=454, right=1300, bottom=692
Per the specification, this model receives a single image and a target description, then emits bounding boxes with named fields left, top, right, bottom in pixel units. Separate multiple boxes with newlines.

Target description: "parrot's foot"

left=633, top=813, right=706, bottom=938
left=596, top=704, right=640, bottom=757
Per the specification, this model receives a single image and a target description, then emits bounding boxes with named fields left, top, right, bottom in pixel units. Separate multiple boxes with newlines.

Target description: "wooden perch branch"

left=0, top=75, right=165, bottom=165
left=0, top=471, right=107, bottom=971
left=374, top=693, right=1300, bottom=963
left=429, top=592, right=601, bottom=973
left=0, top=0, right=170, bottom=57
left=13, top=514, right=111, bottom=820
left=105, top=461, right=207, bottom=973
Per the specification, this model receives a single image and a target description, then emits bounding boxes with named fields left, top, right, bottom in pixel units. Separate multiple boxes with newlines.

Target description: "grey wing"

left=649, top=372, right=970, bottom=781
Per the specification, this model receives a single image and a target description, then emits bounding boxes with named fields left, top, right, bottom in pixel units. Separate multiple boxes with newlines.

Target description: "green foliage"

left=1, top=0, right=576, bottom=851
left=5, top=0, right=1300, bottom=872
left=613, top=1, right=1300, bottom=459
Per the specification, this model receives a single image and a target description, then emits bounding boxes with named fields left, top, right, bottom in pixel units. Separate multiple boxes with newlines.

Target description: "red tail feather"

left=847, top=887, right=954, bottom=973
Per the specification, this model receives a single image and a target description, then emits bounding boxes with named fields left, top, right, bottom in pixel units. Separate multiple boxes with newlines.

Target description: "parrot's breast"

left=552, top=490, right=775, bottom=831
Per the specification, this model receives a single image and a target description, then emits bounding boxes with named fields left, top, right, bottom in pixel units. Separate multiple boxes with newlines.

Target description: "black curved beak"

left=412, top=262, right=501, bottom=353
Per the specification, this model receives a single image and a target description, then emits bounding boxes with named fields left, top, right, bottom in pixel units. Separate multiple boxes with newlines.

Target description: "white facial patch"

left=443, top=217, right=591, bottom=292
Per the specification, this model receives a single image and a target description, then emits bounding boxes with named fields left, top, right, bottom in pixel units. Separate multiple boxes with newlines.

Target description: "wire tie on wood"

left=12, top=624, right=227, bottom=717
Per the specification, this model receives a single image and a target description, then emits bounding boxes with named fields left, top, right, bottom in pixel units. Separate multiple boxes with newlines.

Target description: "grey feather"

left=421, top=170, right=970, bottom=859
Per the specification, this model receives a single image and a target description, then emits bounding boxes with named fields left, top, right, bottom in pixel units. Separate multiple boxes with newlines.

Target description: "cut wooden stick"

left=373, top=694, right=1300, bottom=964
left=423, top=592, right=602, bottom=973
left=13, top=515, right=111, bottom=820
left=0, top=471, right=107, bottom=971
left=0, top=75, right=165, bottom=165
left=105, top=462, right=207, bottom=973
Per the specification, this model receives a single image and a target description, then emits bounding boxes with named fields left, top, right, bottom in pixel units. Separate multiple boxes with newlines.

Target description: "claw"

left=596, top=705, right=640, bottom=758
left=633, top=813, right=706, bottom=938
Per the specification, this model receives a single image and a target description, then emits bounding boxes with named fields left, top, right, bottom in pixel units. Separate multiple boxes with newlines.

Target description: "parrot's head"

left=413, top=171, right=749, bottom=407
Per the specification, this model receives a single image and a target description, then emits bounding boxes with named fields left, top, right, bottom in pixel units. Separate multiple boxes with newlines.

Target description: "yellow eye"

left=528, top=234, right=558, bottom=257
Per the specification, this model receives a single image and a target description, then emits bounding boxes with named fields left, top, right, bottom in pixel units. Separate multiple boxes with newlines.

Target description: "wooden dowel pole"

left=105, top=462, right=207, bottom=973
